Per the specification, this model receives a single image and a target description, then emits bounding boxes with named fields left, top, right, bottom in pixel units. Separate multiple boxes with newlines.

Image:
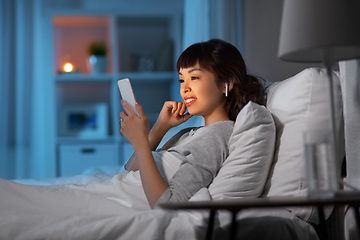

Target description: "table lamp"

left=278, top=0, right=360, bottom=197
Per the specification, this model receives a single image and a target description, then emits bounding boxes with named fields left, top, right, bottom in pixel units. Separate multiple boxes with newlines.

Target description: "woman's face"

left=179, top=63, right=228, bottom=126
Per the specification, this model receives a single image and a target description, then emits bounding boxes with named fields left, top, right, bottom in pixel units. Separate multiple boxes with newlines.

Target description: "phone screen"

left=117, top=78, right=139, bottom=115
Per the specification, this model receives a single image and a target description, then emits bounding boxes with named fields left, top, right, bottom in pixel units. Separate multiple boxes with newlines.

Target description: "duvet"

left=0, top=150, right=319, bottom=240
left=0, top=151, right=211, bottom=240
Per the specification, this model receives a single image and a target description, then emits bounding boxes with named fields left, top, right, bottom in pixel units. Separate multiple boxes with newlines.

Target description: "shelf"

left=55, top=73, right=113, bottom=82
left=53, top=15, right=112, bottom=75
left=57, top=137, right=116, bottom=145
left=54, top=72, right=176, bottom=83
left=116, top=16, right=173, bottom=73
left=116, top=72, right=176, bottom=82
left=52, top=13, right=179, bottom=177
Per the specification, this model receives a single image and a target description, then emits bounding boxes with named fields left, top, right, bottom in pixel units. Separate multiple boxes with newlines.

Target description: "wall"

left=242, top=0, right=321, bottom=82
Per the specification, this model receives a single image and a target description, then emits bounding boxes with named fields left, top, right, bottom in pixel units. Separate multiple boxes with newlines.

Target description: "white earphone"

left=225, top=82, right=229, bottom=97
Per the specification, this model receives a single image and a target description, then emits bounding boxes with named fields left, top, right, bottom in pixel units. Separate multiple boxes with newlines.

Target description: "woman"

left=119, top=39, right=263, bottom=208
left=0, top=39, right=264, bottom=239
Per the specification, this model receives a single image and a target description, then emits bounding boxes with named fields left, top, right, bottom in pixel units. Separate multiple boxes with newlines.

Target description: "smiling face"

left=179, top=63, right=229, bottom=126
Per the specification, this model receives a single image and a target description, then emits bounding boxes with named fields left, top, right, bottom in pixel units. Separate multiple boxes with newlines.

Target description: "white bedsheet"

left=0, top=171, right=207, bottom=240
left=0, top=151, right=208, bottom=240
left=0, top=151, right=319, bottom=240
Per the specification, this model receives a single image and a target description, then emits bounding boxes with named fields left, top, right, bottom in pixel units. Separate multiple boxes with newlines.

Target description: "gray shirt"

left=155, top=121, right=234, bottom=206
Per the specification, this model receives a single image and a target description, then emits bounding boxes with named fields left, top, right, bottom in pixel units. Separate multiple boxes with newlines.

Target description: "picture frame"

left=59, top=103, right=108, bottom=138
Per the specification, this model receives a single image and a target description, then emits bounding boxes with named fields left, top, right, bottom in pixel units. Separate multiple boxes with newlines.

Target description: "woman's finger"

left=170, top=101, right=177, bottom=115
left=180, top=102, right=187, bottom=115
left=135, top=102, right=146, bottom=120
left=119, top=111, right=128, bottom=120
left=177, top=102, right=184, bottom=116
left=178, top=102, right=185, bottom=116
left=121, top=100, right=136, bottom=116
left=171, top=102, right=178, bottom=116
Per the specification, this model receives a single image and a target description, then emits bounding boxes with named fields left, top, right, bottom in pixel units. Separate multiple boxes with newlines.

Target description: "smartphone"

left=117, top=78, right=139, bottom=116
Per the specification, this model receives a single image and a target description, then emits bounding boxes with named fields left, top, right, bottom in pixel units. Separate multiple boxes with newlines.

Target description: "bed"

left=0, top=67, right=346, bottom=240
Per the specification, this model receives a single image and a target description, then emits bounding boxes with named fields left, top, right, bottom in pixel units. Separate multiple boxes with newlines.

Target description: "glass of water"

left=304, top=130, right=338, bottom=199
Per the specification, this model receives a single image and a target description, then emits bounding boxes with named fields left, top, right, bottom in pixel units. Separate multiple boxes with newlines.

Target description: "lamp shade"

left=278, top=0, right=360, bottom=63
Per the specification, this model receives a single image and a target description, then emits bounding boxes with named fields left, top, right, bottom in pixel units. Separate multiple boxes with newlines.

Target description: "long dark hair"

left=176, top=39, right=264, bottom=121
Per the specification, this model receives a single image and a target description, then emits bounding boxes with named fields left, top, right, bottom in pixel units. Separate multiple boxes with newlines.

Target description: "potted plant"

left=88, top=41, right=108, bottom=74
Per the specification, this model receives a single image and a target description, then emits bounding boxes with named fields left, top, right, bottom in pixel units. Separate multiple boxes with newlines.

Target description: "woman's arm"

left=155, top=121, right=233, bottom=205
left=124, top=101, right=192, bottom=171
left=124, top=121, right=170, bottom=171
left=120, top=100, right=191, bottom=208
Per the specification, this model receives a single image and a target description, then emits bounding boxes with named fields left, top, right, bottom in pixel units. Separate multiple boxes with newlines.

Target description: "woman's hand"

left=120, top=100, right=168, bottom=208
left=156, top=101, right=192, bottom=130
left=119, top=100, right=150, bottom=150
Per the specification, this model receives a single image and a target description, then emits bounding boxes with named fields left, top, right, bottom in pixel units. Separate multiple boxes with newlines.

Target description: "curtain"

left=209, top=0, right=243, bottom=50
left=0, top=0, right=15, bottom=179
left=0, top=0, right=55, bottom=180
left=182, top=0, right=243, bottom=51
left=182, top=0, right=210, bottom=50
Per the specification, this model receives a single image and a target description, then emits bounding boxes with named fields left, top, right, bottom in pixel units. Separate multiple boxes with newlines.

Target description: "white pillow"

left=208, top=101, right=276, bottom=199
left=262, top=68, right=345, bottom=223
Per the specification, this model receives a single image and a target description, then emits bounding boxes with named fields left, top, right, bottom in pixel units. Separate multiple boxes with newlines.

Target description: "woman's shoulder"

left=164, top=121, right=234, bottom=148
left=197, top=120, right=234, bottom=137
left=209, top=120, right=234, bottom=129
left=206, top=120, right=234, bottom=131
